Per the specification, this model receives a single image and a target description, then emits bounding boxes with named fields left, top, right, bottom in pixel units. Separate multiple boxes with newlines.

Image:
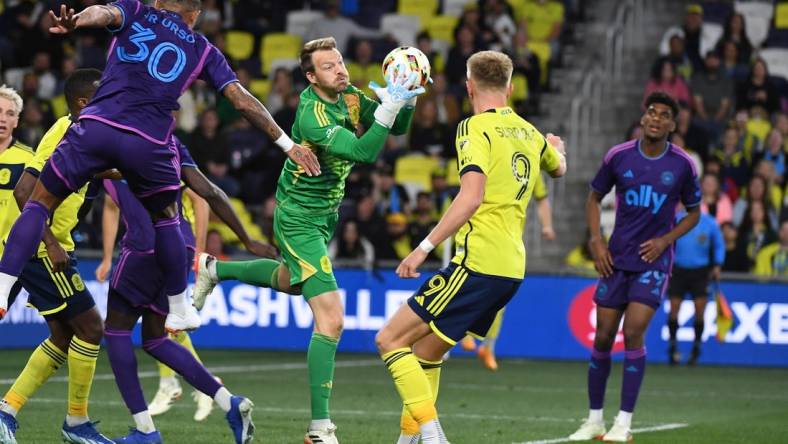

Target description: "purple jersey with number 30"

left=80, top=0, right=237, bottom=144
left=590, top=140, right=701, bottom=273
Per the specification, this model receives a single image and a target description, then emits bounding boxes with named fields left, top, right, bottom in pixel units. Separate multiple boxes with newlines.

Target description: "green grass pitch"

left=1, top=350, right=786, bottom=443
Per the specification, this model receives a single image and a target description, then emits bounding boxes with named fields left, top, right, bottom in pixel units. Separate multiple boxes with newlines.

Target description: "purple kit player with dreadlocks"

left=568, top=92, right=701, bottom=442
left=0, top=0, right=319, bottom=336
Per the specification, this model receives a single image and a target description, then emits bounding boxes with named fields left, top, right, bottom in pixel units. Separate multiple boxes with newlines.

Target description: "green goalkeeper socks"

left=216, top=259, right=281, bottom=288
left=308, top=333, right=338, bottom=420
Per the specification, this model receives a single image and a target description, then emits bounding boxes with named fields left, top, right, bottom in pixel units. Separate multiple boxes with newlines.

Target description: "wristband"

left=418, top=238, right=435, bottom=253
left=275, top=133, right=294, bottom=152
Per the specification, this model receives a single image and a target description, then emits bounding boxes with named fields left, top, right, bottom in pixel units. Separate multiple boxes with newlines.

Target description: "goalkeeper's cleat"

left=226, top=396, right=254, bottom=444
left=477, top=345, right=498, bottom=371
left=0, top=411, right=18, bottom=444
left=396, top=433, right=420, bottom=444
left=602, top=415, right=632, bottom=442
left=193, top=253, right=218, bottom=310
left=568, top=418, right=606, bottom=441
left=192, top=389, right=214, bottom=422
left=113, top=428, right=163, bottom=444
left=164, top=305, right=202, bottom=333
left=148, top=383, right=182, bottom=416
left=304, top=423, right=339, bottom=444
left=460, top=336, right=476, bottom=352
left=61, top=421, right=114, bottom=444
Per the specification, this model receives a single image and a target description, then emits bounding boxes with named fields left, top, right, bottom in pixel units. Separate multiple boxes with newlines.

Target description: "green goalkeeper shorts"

left=273, top=206, right=339, bottom=299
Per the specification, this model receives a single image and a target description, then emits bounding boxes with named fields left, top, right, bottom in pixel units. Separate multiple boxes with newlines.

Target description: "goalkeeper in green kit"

left=192, top=37, right=425, bottom=444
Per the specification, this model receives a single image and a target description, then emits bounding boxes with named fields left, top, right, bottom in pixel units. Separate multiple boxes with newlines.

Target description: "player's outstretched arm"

left=96, top=194, right=120, bottom=283
left=223, top=82, right=321, bottom=177
left=396, top=171, right=485, bottom=278
left=48, top=4, right=122, bottom=34
left=182, top=166, right=277, bottom=258
left=586, top=190, right=613, bottom=277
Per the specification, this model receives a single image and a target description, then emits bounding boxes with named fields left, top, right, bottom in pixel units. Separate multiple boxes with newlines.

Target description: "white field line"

left=513, top=423, right=690, bottom=444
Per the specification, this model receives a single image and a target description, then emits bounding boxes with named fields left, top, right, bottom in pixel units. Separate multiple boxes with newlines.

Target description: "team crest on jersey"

left=660, top=171, right=675, bottom=186
left=71, top=274, right=85, bottom=292
left=343, top=93, right=361, bottom=127
left=320, top=255, right=333, bottom=274
left=0, top=168, right=10, bottom=185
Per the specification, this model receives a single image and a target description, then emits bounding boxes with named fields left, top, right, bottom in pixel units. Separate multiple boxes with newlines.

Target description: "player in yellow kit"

left=375, top=51, right=567, bottom=444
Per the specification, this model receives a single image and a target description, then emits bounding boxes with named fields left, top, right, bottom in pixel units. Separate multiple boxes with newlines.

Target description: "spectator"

left=700, top=172, right=733, bottom=224
left=306, top=0, right=383, bottom=53
left=565, top=230, right=596, bottom=274
left=16, top=97, right=45, bottom=147
left=373, top=164, right=411, bottom=216
left=756, top=129, right=786, bottom=180
left=225, top=117, right=269, bottom=203
left=408, top=191, right=438, bottom=252
left=752, top=159, right=783, bottom=212
left=721, top=221, right=747, bottom=271
left=416, top=32, right=444, bottom=75
left=736, top=58, right=780, bottom=115
left=510, top=28, right=543, bottom=107
left=455, top=4, right=494, bottom=48
left=425, top=73, right=461, bottom=127
left=481, top=0, right=517, bottom=51
left=355, top=194, right=386, bottom=251
left=735, top=200, right=777, bottom=271
left=754, top=220, right=788, bottom=277
left=216, top=67, right=252, bottom=126
left=376, top=212, right=411, bottom=261
left=691, top=51, right=733, bottom=139
left=445, top=25, right=479, bottom=86
left=718, top=39, right=749, bottom=83
left=517, top=0, right=564, bottom=58
left=665, top=34, right=693, bottom=81
left=711, top=125, right=750, bottom=191
left=660, top=4, right=705, bottom=70
left=75, top=34, right=108, bottom=70
left=273, top=91, right=301, bottom=142
left=715, top=12, right=752, bottom=65
left=196, top=0, right=223, bottom=36
left=673, top=133, right=703, bottom=175
left=676, top=104, right=710, bottom=162
left=345, top=39, right=382, bottom=98
left=328, top=220, right=375, bottom=270
left=5, top=51, right=57, bottom=100
left=644, top=57, right=692, bottom=107
left=732, top=175, right=779, bottom=229
left=189, top=108, right=227, bottom=170
left=408, top=98, right=451, bottom=157
left=266, top=67, right=294, bottom=116
left=428, top=167, right=458, bottom=219
left=205, top=229, right=229, bottom=261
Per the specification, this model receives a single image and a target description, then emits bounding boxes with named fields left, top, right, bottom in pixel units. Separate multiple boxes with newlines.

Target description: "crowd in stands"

left=0, top=0, right=579, bottom=268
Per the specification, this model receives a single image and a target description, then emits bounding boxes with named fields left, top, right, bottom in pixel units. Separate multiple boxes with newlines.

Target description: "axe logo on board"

left=567, top=284, right=625, bottom=353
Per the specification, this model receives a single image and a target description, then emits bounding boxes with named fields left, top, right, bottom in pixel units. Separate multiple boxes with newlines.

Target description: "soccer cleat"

left=397, top=434, right=420, bottom=444
left=226, top=396, right=254, bottom=444
left=113, top=428, right=163, bottom=444
left=602, top=416, right=632, bottom=442
left=61, top=420, right=114, bottom=444
left=668, top=343, right=680, bottom=366
left=460, top=336, right=476, bottom=351
left=148, top=383, right=183, bottom=416
left=477, top=345, right=498, bottom=371
left=0, top=411, right=18, bottom=444
left=304, top=423, right=339, bottom=444
left=568, top=418, right=606, bottom=441
left=192, top=389, right=214, bottom=422
left=164, top=305, right=202, bottom=333
left=192, top=253, right=219, bottom=310
left=688, top=345, right=701, bottom=366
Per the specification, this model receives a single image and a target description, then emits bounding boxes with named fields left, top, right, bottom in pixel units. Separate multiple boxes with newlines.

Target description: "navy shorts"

left=408, top=263, right=521, bottom=345
left=667, top=266, right=710, bottom=299
left=40, top=119, right=181, bottom=214
left=593, top=268, right=669, bottom=310
left=9, top=254, right=95, bottom=321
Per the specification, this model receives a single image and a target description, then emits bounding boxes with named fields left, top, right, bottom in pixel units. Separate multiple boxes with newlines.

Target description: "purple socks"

left=621, top=347, right=647, bottom=412
left=142, top=336, right=222, bottom=397
left=105, top=329, right=147, bottom=414
left=0, top=201, right=49, bottom=276
left=588, top=348, right=612, bottom=410
left=153, top=217, right=187, bottom=296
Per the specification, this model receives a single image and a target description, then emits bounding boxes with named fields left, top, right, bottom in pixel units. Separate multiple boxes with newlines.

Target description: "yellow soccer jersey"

left=451, top=107, right=561, bottom=279
left=0, top=140, right=35, bottom=257
left=25, top=116, right=90, bottom=256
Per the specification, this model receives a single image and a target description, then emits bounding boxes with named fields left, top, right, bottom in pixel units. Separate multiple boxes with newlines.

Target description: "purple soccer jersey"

left=590, top=139, right=701, bottom=273
left=80, top=0, right=237, bottom=144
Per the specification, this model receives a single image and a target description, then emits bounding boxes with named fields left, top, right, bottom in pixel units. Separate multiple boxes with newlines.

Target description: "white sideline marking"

left=0, top=359, right=380, bottom=385
left=513, top=423, right=689, bottom=444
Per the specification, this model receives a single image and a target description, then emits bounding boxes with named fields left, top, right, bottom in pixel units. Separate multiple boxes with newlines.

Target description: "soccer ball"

left=381, top=46, right=431, bottom=88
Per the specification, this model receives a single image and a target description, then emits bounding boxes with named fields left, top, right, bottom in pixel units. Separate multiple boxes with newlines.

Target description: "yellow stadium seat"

left=777, top=3, right=788, bottom=29
left=446, top=159, right=460, bottom=186
left=225, top=30, right=254, bottom=61
left=399, top=0, right=439, bottom=30
left=260, top=33, right=302, bottom=75
left=51, top=94, right=68, bottom=118
left=248, top=79, right=271, bottom=102
left=510, top=73, right=529, bottom=104
left=527, top=41, right=552, bottom=86
left=395, top=154, right=440, bottom=191
left=425, top=15, right=459, bottom=45
left=208, top=198, right=266, bottom=245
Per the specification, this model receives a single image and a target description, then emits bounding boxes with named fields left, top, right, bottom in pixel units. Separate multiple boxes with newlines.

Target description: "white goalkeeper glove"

left=369, top=66, right=426, bottom=128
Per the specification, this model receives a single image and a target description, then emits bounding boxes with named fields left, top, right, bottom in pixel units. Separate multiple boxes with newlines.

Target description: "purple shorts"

left=40, top=119, right=181, bottom=213
left=108, top=248, right=195, bottom=317
left=593, top=268, right=668, bottom=310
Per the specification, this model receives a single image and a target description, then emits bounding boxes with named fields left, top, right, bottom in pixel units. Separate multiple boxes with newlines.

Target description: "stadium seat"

left=209, top=198, right=267, bottom=245
left=51, top=94, right=68, bottom=118
left=424, top=15, right=459, bottom=46
left=735, top=1, right=774, bottom=47
left=224, top=30, right=254, bottom=62
left=380, top=13, right=422, bottom=46
left=760, top=48, right=788, bottom=81
left=510, top=73, right=529, bottom=104
left=285, top=10, right=323, bottom=40
left=269, top=59, right=299, bottom=75
left=443, top=0, right=473, bottom=17
left=395, top=154, right=440, bottom=192
left=248, top=79, right=271, bottom=101
left=446, top=159, right=460, bottom=186
left=526, top=41, right=551, bottom=85
left=700, top=22, right=723, bottom=59
left=776, top=2, right=788, bottom=28
left=398, top=0, right=438, bottom=30
left=260, top=33, right=302, bottom=75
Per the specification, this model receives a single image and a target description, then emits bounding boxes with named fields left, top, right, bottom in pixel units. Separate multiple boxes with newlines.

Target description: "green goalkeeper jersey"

left=275, top=84, right=415, bottom=215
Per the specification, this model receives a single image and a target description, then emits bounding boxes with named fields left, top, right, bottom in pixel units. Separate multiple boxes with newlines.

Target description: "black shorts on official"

left=8, top=254, right=96, bottom=321
left=667, top=266, right=710, bottom=300
left=408, top=263, right=521, bottom=345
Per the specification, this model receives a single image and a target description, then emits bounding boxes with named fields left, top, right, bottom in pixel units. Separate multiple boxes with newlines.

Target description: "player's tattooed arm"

left=48, top=4, right=122, bottom=34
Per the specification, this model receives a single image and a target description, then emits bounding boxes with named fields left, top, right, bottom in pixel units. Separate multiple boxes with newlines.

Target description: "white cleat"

left=568, top=418, right=606, bottom=441
left=304, top=423, right=339, bottom=444
left=165, top=305, right=202, bottom=333
left=148, top=383, right=183, bottom=416
left=192, top=389, right=214, bottom=422
left=602, top=416, right=632, bottom=442
left=192, top=253, right=218, bottom=310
